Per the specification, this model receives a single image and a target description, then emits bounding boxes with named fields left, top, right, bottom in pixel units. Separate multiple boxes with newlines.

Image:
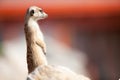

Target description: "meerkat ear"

left=26, top=8, right=29, bottom=15
left=30, top=10, right=34, bottom=16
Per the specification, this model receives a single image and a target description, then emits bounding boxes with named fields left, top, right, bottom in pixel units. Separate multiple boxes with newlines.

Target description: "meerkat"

left=25, top=6, right=90, bottom=80
left=24, top=6, right=48, bottom=73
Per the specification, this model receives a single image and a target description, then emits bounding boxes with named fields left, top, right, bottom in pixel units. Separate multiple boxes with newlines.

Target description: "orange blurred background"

left=0, top=0, right=120, bottom=80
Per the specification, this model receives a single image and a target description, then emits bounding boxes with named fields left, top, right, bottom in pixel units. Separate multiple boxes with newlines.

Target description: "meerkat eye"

left=30, top=10, right=34, bottom=16
left=39, top=10, right=43, bottom=13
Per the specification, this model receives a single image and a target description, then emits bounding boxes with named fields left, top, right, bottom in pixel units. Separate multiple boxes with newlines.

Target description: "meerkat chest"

left=28, top=20, right=44, bottom=41
left=37, top=28, right=44, bottom=41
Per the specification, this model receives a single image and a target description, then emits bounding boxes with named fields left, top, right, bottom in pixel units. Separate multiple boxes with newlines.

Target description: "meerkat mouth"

left=40, top=14, right=48, bottom=19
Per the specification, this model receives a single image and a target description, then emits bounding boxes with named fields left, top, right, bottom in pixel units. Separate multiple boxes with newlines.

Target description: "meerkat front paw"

left=41, top=43, right=46, bottom=55
left=36, top=40, right=47, bottom=55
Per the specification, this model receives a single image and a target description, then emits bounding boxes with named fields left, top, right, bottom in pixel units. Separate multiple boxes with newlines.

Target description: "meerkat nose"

left=45, top=13, right=48, bottom=17
left=46, top=14, right=48, bottom=17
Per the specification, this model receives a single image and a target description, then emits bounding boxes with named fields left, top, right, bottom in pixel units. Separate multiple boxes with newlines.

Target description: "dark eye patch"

left=30, top=10, right=34, bottom=16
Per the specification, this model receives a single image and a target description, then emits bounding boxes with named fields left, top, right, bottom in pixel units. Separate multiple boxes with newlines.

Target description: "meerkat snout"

left=27, top=6, right=48, bottom=21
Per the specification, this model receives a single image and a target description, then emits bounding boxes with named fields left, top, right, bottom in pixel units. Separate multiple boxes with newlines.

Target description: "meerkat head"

left=25, top=6, right=48, bottom=21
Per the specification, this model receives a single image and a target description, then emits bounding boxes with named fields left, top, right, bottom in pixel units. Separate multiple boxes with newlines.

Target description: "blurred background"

left=0, top=0, right=120, bottom=80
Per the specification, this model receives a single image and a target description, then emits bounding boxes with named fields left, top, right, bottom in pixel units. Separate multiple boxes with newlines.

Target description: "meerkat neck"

left=28, top=18, right=44, bottom=41
left=25, top=18, right=47, bottom=73
left=28, top=18, right=38, bottom=27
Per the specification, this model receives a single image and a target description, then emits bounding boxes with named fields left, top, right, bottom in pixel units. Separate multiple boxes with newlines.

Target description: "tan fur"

left=24, top=6, right=48, bottom=73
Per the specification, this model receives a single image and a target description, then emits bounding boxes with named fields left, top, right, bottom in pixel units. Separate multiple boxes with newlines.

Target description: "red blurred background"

left=0, top=0, right=120, bottom=80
